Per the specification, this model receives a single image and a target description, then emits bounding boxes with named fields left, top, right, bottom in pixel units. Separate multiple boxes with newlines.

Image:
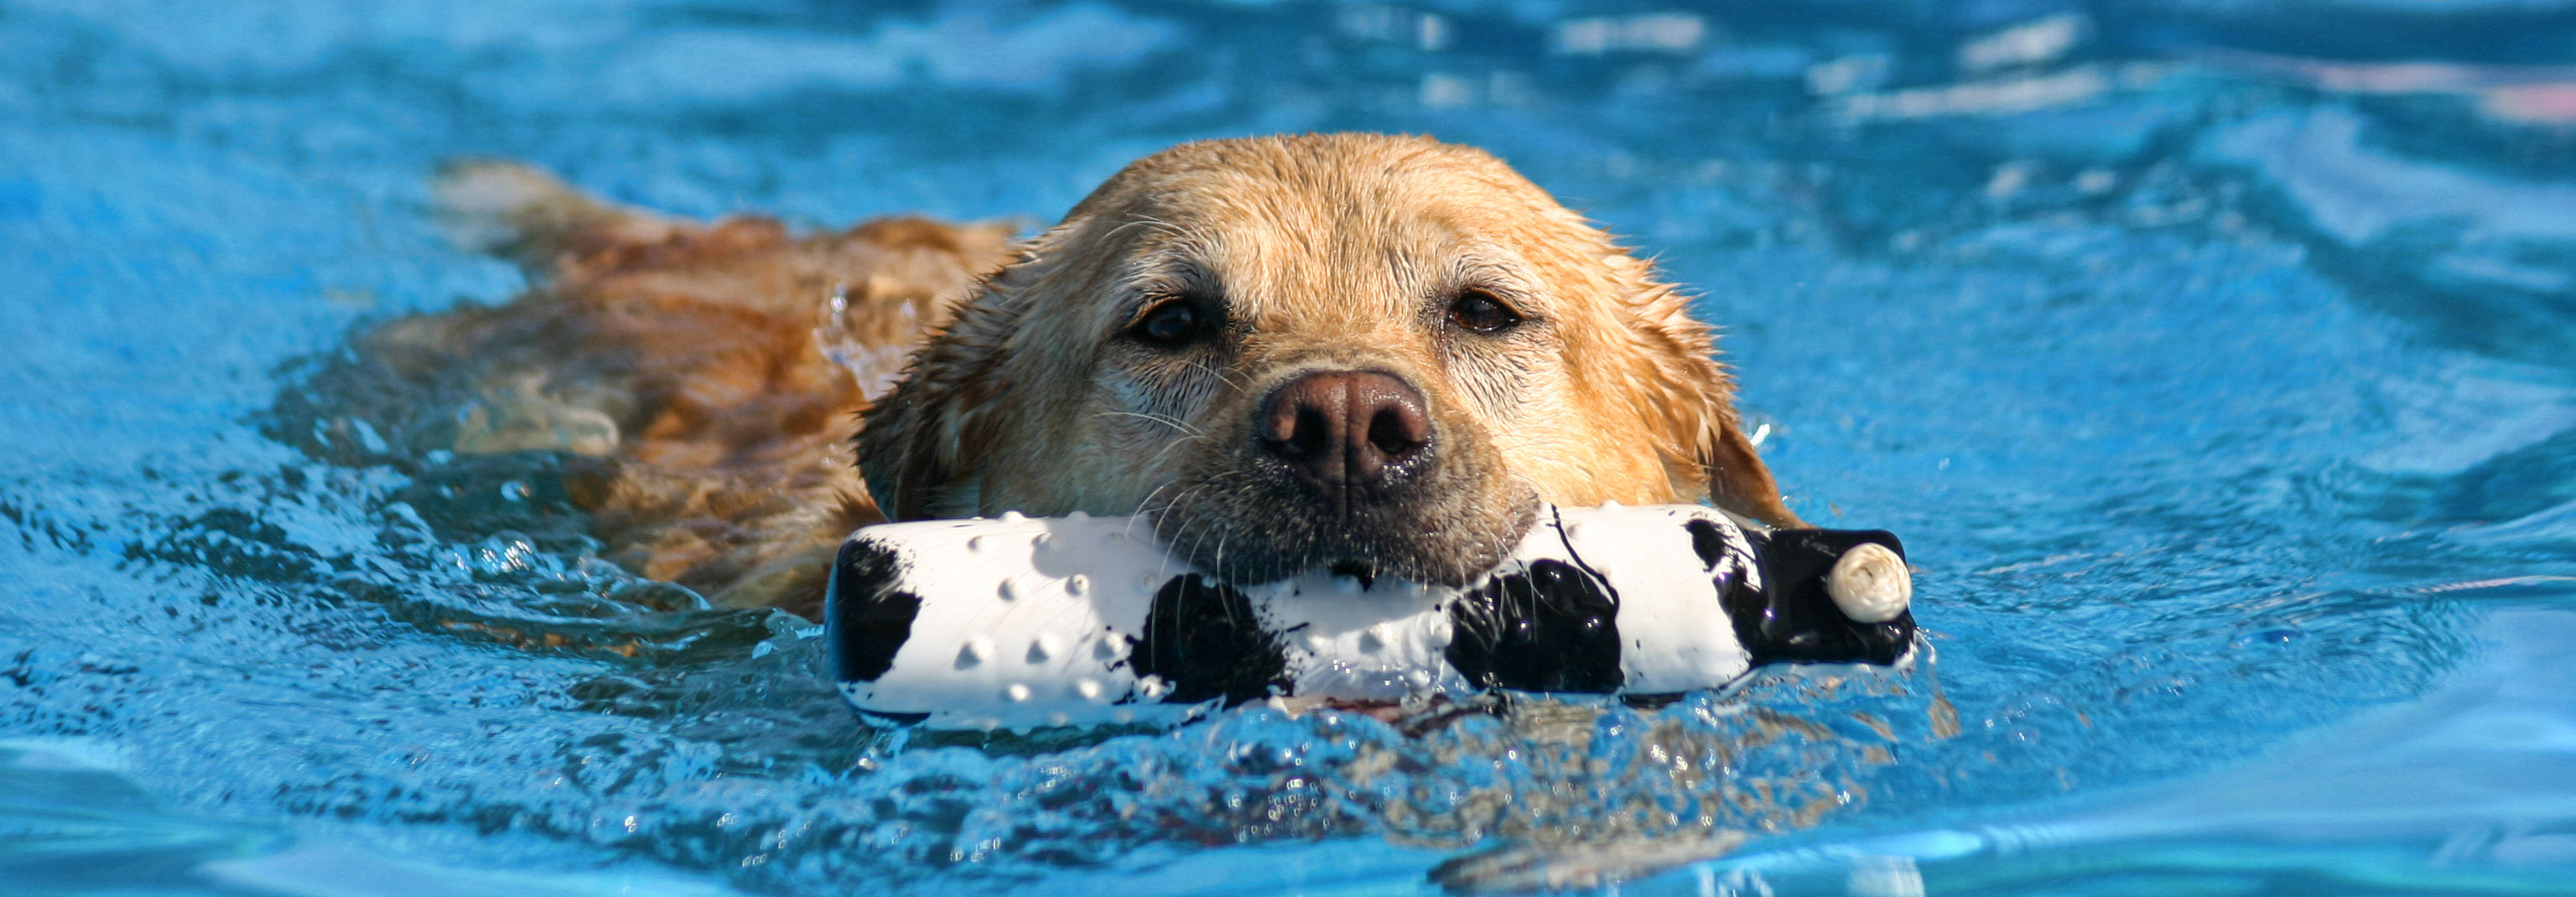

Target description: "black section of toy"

left=828, top=539, right=923, bottom=683
left=1731, top=527, right=1914, bottom=666
left=1444, top=559, right=1625, bottom=692
left=1134, top=575, right=1291, bottom=704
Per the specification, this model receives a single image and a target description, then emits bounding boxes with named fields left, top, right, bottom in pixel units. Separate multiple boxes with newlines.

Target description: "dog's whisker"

left=1140, top=481, right=1214, bottom=581
left=1135, top=433, right=1209, bottom=477
left=1093, top=410, right=1204, bottom=438
left=1103, top=214, right=1185, bottom=243
left=1179, top=357, right=1250, bottom=393
left=1127, top=480, right=1189, bottom=544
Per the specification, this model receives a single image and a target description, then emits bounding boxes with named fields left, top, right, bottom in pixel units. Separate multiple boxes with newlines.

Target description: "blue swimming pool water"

left=4, top=2, right=2573, bottom=894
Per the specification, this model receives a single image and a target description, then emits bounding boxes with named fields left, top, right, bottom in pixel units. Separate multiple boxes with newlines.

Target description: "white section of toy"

left=1561, top=503, right=1760, bottom=694
left=832, top=511, right=1198, bottom=731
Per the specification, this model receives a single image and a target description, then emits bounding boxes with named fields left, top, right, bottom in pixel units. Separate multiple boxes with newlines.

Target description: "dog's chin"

left=1150, top=476, right=1541, bottom=588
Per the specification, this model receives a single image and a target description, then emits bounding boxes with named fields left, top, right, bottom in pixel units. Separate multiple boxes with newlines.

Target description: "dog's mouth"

left=1148, top=470, right=1540, bottom=588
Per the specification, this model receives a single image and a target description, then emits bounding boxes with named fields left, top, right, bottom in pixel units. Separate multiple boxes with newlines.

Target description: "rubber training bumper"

left=825, top=503, right=1916, bottom=730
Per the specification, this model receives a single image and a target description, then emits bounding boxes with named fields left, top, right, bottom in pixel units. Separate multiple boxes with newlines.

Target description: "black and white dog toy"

left=826, top=503, right=1916, bottom=730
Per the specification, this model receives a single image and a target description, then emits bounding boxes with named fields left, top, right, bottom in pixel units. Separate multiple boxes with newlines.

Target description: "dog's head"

left=860, top=133, right=1794, bottom=586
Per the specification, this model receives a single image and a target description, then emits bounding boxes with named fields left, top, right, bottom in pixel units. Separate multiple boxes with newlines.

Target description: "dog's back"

left=308, top=163, right=1012, bottom=614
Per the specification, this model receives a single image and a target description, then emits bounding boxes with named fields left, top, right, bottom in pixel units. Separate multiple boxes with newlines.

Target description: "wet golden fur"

left=368, top=133, right=1794, bottom=615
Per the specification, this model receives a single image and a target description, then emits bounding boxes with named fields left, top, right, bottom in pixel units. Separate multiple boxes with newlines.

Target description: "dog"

left=341, top=132, right=1795, bottom=617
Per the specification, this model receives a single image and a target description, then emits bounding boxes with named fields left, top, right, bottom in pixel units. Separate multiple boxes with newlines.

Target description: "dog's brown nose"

left=1258, top=370, right=1433, bottom=492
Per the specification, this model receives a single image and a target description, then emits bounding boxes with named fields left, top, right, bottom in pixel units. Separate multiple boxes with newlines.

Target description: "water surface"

left=4, top=1, right=2575, bottom=894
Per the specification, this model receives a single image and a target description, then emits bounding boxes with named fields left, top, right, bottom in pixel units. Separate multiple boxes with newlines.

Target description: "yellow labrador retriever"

left=365, top=133, right=1794, bottom=616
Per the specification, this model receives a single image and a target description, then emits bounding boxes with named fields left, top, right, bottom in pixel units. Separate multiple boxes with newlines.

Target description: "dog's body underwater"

left=299, top=134, right=1797, bottom=616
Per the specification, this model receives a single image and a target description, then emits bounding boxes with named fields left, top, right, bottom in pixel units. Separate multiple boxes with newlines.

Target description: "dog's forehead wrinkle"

left=1111, top=247, right=1228, bottom=315
left=1436, top=248, right=1554, bottom=312
left=1122, top=160, right=1523, bottom=273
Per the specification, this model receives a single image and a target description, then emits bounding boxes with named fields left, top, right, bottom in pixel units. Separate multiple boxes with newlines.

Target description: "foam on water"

left=3, top=1, right=2573, bottom=894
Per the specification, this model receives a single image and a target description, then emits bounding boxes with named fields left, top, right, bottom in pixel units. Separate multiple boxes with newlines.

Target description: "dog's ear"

left=856, top=266, right=1031, bottom=521
left=1702, top=409, right=1799, bottom=527
left=1606, top=255, right=1804, bottom=528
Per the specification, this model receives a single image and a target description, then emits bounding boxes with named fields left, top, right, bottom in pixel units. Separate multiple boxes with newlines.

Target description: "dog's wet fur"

left=332, top=133, right=1795, bottom=616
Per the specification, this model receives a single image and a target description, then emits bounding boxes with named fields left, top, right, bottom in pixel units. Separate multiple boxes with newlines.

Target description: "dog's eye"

left=1446, top=289, right=1524, bottom=334
left=1130, top=300, right=1206, bottom=348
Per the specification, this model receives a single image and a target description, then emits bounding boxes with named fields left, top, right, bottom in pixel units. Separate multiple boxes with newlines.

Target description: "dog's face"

left=862, top=134, right=1793, bottom=586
